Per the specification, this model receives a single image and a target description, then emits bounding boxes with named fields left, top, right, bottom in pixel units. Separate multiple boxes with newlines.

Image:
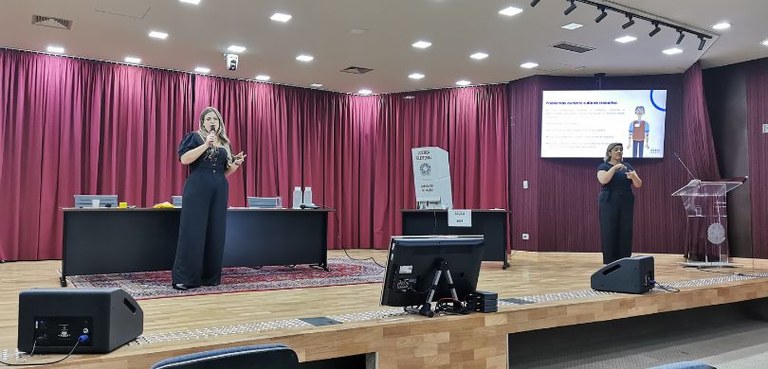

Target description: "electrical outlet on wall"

left=522, top=233, right=529, bottom=240
left=762, top=123, right=768, bottom=134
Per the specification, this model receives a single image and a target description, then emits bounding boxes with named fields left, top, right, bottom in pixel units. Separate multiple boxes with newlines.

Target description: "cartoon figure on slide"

left=628, top=105, right=650, bottom=158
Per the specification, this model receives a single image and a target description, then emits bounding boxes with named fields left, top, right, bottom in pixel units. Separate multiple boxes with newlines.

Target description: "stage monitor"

left=541, top=89, right=667, bottom=158
left=380, top=235, right=484, bottom=310
left=171, top=195, right=182, bottom=207
left=74, top=194, right=118, bottom=208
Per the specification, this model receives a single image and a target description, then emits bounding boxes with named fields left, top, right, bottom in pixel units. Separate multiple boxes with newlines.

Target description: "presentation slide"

left=541, top=90, right=667, bottom=158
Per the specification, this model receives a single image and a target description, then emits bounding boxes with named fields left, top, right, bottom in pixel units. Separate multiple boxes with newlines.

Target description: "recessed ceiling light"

left=615, top=36, right=637, bottom=44
left=270, top=12, right=292, bottom=22
left=662, top=47, right=683, bottom=55
left=455, top=80, right=471, bottom=86
left=712, top=22, right=731, bottom=30
left=194, top=67, right=210, bottom=74
left=255, top=74, right=271, bottom=81
left=561, top=23, right=583, bottom=30
left=148, top=31, right=168, bottom=40
left=358, top=89, right=373, bottom=95
left=227, top=45, right=246, bottom=53
left=310, top=83, right=323, bottom=87
left=762, top=39, right=768, bottom=47
left=412, top=40, right=432, bottom=49
left=520, top=62, right=539, bottom=69
left=470, top=52, right=489, bottom=60
left=498, top=6, right=523, bottom=16
left=408, top=73, right=425, bottom=80
left=178, top=0, right=200, bottom=5
left=296, top=54, right=314, bottom=62
left=46, top=45, right=64, bottom=53
left=403, top=95, right=416, bottom=99
left=124, top=56, right=142, bottom=64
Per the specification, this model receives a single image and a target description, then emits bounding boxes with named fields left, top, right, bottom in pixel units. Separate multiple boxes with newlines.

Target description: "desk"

left=61, top=208, right=330, bottom=286
left=401, top=209, right=509, bottom=269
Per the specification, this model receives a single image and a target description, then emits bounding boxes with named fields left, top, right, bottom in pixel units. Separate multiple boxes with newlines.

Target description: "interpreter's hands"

left=626, top=170, right=638, bottom=180
left=611, top=163, right=626, bottom=172
left=233, top=152, right=246, bottom=166
left=205, top=132, right=216, bottom=147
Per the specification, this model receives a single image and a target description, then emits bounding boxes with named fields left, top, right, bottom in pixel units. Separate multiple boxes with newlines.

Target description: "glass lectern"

left=671, top=179, right=745, bottom=267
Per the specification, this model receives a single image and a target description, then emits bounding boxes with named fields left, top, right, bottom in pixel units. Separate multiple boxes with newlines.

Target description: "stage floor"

left=1, top=250, right=767, bottom=368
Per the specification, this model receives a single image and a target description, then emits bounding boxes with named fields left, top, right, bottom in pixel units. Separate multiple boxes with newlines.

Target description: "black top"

left=597, top=161, right=635, bottom=191
left=178, top=132, right=229, bottom=172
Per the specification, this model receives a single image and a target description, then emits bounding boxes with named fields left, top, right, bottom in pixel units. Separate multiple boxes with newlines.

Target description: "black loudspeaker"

left=18, top=288, right=143, bottom=354
left=591, top=256, right=655, bottom=294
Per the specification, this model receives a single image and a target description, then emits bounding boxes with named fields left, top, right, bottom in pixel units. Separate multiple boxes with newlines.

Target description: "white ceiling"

left=1, top=0, right=766, bottom=94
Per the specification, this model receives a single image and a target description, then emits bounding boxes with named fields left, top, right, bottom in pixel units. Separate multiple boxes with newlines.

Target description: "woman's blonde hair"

left=197, top=107, right=233, bottom=163
left=604, top=142, right=622, bottom=162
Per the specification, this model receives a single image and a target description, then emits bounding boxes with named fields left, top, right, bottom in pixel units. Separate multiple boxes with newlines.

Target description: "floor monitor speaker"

left=591, top=256, right=654, bottom=294
left=18, top=288, right=143, bottom=353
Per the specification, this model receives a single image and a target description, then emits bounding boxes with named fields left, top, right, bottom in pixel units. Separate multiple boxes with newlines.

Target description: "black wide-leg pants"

left=172, top=169, right=229, bottom=286
left=598, top=189, right=634, bottom=264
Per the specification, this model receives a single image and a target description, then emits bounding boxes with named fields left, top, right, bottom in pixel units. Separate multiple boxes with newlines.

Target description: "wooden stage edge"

left=1, top=251, right=768, bottom=369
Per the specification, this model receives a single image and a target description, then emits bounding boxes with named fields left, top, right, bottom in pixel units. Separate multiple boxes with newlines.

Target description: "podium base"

left=679, top=261, right=742, bottom=268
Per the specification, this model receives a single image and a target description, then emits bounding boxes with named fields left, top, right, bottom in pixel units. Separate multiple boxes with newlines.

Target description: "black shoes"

left=172, top=283, right=191, bottom=290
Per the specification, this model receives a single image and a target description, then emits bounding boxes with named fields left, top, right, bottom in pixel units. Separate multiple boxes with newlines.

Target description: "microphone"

left=673, top=152, right=697, bottom=181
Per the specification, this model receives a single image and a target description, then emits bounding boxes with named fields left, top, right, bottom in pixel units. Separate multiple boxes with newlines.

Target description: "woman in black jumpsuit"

left=172, top=107, right=246, bottom=290
left=597, top=143, right=642, bottom=264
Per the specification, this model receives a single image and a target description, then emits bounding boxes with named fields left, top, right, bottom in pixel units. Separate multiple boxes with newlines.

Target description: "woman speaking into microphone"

left=172, top=107, right=246, bottom=290
left=596, top=142, right=642, bottom=264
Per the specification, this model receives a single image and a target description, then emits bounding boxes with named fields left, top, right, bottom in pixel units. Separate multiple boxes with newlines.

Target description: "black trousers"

left=598, top=189, right=634, bottom=264
left=172, top=169, right=229, bottom=286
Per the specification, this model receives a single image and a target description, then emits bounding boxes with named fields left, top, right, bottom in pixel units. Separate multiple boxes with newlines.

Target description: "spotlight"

left=649, top=22, right=661, bottom=37
left=698, top=36, right=706, bottom=50
left=676, top=30, right=685, bottom=45
left=530, top=0, right=541, bottom=7
left=564, top=0, right=577, bottom=15
left=621, top=15, right=635, bottom=29
left=595, top=7, right=607, bottom=23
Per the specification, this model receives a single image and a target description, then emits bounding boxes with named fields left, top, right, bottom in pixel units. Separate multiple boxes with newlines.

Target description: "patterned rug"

left=67, top=257, right=385, bottom=300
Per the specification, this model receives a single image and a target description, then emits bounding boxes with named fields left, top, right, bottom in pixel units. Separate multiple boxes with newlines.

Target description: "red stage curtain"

left=0, top=49, right=192, bottom=260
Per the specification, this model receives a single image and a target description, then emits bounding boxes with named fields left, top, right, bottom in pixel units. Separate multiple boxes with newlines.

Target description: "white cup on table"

left=91, top=199, right=101, bottom=208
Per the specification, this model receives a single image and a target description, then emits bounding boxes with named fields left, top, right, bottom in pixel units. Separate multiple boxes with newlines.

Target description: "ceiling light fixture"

left=530, top=0, right=541, bottom=7
left=564, top=0, right=577, bottom=15
left=594, top=7, right=607, bottom=23
left=148, top=31, right=168, bottom=40
left=296, top=54, right=314, bottom=62
left=411, top=40, right=432, bottom=49
left=46, top=45, right=64, bottom=53
left=552, top=0, right=712, bottom=49
left=676, top=30, right=685, bottom=45
left=227, top=45, right=246, bottom=53
left=499, top=6, right=523, bottom=16
left=621, top=15, right=635, bottom=29
left=648, top=22, right=661, bottom=37
left=470, top=52, right=489, bottom=60
left=270, top=12, right=292, bottom=22
left=194, top=67, right=210, bottom=74
left=698, top=36, right=707, bottom=50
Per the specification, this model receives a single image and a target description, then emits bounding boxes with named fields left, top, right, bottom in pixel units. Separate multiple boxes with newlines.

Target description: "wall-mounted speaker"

left=591, top=256, right=655, bottom=294
left=18, top=288, right=143, bottom=354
